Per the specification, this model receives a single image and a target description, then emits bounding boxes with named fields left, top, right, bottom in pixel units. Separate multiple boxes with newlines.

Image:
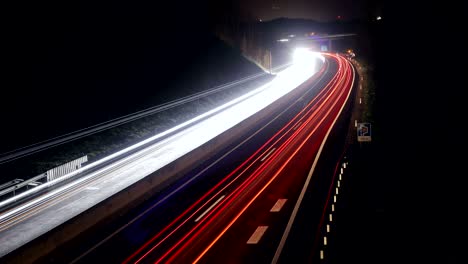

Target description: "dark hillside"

left=1, top=0, right=266, bottom=153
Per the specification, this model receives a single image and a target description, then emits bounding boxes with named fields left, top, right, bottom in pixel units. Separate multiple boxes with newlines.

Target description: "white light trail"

left=0, top=51, right=324, bottom=226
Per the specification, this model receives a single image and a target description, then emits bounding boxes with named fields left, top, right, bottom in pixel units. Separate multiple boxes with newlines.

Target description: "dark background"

left=1, top=0, right=263, bottom=153
left=2, top=1, right=202, bottom=149
left=1, top=0, right=466, bottom=262
left=355, top=1, right=466, bottom=262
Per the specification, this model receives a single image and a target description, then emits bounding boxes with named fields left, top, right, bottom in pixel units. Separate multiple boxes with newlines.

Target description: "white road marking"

left=292, top=121, right=303, bottom=130
left=270, top=199, right=287, bottom=212
left=272, top=57, right=356, bottom=264
left=247, top=226, right=268, bottom=244
left=195, top=195, right=225, bottom=222
left=261, top=148, right=276, bottom=162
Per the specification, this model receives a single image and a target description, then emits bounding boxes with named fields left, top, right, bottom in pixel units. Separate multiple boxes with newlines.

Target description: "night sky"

left=237, top=0, right=381, bottom=21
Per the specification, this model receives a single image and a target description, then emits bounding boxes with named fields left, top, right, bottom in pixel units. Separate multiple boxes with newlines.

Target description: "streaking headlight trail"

left=0, top=51, right=324, bottom=258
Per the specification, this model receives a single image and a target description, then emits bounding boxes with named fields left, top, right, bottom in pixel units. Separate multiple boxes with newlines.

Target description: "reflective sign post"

left=357, top=123, right=371, bottom=142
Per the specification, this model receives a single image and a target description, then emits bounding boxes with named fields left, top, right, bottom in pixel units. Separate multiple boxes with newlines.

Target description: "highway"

left=140, top=54, right=351, bottom=264
left=72, top=53, right=353, bottom=263
left=0, top=52, right=354, bottom=263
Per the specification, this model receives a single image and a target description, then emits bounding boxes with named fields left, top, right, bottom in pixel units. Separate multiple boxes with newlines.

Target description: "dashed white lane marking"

left=292, top=121, right=303, bottom=130
left=270, top=199, right=287, bottom=212
left=261, top=148, right=276, bottom=162
left=247, top=226, right=268, bottom=244
left=195, top=195, right=225, bottom=222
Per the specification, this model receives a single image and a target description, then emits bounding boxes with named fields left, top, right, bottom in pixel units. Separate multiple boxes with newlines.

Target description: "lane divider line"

left=271, top=55, right=355, bottom=264
left=247, top=226, right=268, bottom=244
left=195, top=195, right=225, bottom=223
left=292, top=122, right=303, bottom=130
left=270, top=199, right=287, bottom=212
left=261, top=148, right=276, bottom=162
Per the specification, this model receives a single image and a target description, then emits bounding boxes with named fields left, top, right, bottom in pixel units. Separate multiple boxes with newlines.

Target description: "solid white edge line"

left=195, top=195, right=225, bottom=222
left=271, top=56, right=355, bottom=264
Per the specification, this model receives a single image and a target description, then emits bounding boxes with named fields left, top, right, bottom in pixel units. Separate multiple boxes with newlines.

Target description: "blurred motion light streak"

left=0, top=52, right=323, bottom=231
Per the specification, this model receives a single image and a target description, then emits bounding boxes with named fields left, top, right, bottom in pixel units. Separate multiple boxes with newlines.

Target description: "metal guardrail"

left=0, top=179, right=24, bottom=192
left=0, top=174, right=46, bottom=198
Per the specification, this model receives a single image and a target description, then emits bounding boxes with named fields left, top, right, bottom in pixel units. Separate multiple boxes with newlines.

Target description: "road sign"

left=357, top=123, right=371, bottom=142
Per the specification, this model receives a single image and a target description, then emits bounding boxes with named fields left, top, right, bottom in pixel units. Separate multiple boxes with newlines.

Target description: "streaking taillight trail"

left=122, top=53, right=355, bottom=264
